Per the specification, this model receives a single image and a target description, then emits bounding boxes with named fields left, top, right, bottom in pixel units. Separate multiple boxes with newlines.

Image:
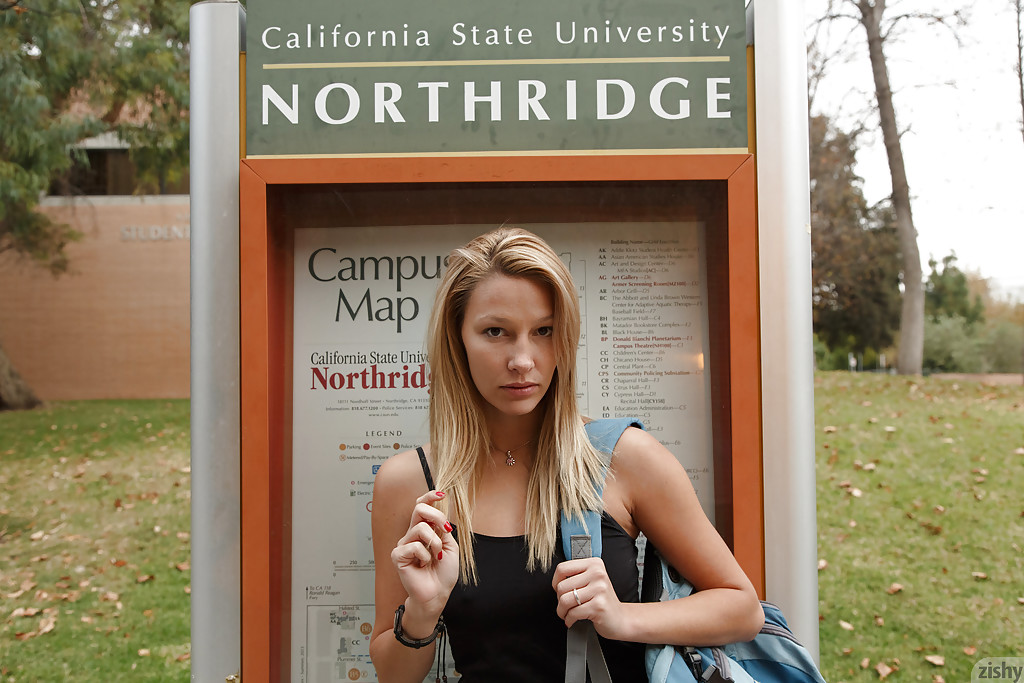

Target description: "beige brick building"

left=0, top=196, right=191, bottom=400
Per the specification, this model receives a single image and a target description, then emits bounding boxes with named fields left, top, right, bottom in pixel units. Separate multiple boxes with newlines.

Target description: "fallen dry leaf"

left=924, top=655, right=945, bottom=666
left=933, top=676, right=946, bottom=683
left=874, top=616, right=885, bottom=626
left=964, top=646, right=978, bottom=655
left=861, top=658, right=871, bottom=669
left=175, top=562, right=190, bottom=572
left=876, top=662, right=894, bottom=679
left=971, top=572, right=989, bottom=580
left=138, top=648, right=151, bottom=657
left=136, top=575, right=154, bottom=584
left=823, top=425, right=838, bottom=433
left=818, top=559, right=828, bottom=571
left=887, top=583, right=904, bottom=594
left=176, top=652, right=191, bottom=662
left=839, top=620, right=855, bottom=631
left=37, top=617, right=56, bottom=636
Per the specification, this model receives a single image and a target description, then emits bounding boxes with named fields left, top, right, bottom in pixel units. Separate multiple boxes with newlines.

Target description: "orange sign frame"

left=238, top=153, right=763, bottom=682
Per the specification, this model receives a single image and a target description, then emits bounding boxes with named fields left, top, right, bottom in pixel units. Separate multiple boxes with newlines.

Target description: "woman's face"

left=460, top=273, right=557, bottom=420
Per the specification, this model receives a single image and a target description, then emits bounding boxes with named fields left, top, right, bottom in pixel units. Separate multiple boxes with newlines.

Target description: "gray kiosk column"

left=189, top=2, right=245, bottom=680
left=751, top=0, right=820, bottom=663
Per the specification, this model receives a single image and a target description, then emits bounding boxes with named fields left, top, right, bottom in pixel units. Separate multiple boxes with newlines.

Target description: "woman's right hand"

left=390, top=490, right=459, bottom=619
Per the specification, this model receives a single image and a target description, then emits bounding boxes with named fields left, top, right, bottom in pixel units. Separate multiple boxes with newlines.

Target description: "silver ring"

left=572, top=588, right=582, bottom=606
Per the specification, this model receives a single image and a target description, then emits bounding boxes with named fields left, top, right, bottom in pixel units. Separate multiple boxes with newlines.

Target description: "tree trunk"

left=858, top=0, right=925, bottom=374
left=0, top=342, right=42, bottom=411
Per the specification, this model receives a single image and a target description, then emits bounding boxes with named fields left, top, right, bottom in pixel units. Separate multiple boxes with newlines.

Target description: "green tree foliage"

left=0, top=0, right=192, bottom=273
left=1, top=0, right=193, bottom=409
left=924, top=253, right=984, bottom=325
left=922, top=264, right=1023, bottom=374
left=810, top=113, right=902, bottom=356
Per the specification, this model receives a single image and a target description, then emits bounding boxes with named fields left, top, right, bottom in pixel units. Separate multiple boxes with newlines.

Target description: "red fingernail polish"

left=435, top=491, right=446, bottom=498
left=444, top=522, right=453, bottom=533
left=438, top=551, right=444, bottom=560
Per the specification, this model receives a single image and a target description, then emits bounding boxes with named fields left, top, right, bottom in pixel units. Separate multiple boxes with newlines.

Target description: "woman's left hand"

left=552, top=558, right=630, bottom=640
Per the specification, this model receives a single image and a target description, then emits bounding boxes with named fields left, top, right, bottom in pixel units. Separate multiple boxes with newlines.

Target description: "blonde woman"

left=369, top=228, right=763, bottom=682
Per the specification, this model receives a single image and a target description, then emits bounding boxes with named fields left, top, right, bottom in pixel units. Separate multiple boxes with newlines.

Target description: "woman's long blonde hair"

left=427, top=227, right=605, bottom=584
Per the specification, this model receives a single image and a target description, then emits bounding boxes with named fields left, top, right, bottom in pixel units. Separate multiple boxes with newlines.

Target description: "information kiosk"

left=189, top=1, right=815, bottom=681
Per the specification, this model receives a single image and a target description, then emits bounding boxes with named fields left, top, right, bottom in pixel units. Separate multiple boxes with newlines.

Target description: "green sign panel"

left=245, top=0, right=748, bottom=157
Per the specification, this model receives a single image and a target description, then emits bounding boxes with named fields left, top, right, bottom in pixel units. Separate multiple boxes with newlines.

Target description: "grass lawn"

left=0, top=374, right=1021, bottom=681
left=0, top=400, right=191, bottom=682
left=815, top=372, right=1023, bottom=682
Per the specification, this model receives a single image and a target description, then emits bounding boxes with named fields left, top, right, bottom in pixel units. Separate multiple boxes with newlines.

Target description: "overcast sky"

left=804, top=0, right=1024, bottom=298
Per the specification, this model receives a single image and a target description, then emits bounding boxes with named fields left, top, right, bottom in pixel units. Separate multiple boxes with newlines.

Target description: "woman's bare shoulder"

left=374, top=445, right=432, bottom=497
left=607, top=426, right=697, bottom=503
left=612, top=425, right=679, bottom=470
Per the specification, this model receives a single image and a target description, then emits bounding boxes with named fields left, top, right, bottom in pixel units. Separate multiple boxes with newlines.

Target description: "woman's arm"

left=553, top=427, right=764, bottom=646
left=369, top=450, right=459, bottom=683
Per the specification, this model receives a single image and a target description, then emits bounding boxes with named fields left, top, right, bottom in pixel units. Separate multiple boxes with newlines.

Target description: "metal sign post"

left=190, top=2, right=246, bottom=680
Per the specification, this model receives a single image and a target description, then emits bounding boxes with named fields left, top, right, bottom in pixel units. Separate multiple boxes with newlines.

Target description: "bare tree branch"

left=883, top=10, right=967, bottom=45
left=1016, top=0, right=1024, bottom=144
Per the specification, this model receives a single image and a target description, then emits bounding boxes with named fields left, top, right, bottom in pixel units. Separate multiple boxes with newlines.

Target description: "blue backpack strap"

left=562, top=419, right=644, bottom=683
left=560, top=419, right=645, bottom=561
left=584, top=418, right=645, bottom=457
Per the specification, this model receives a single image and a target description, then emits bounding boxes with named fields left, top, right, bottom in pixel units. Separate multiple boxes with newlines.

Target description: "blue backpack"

left=561, top=418, right=827, bottom=683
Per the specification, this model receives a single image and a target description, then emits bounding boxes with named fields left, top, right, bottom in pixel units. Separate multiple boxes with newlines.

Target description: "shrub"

left=923, top=315, right=984, bottom=373
left=981, top=319, right=1024, bottom=373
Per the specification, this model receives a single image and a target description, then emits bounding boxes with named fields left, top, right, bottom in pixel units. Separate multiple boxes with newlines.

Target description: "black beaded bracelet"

left=393, top=604, right=445, bottom=648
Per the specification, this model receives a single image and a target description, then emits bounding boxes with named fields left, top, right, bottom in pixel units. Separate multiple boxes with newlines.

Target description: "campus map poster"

left=291, top=223, right=712, bottom=682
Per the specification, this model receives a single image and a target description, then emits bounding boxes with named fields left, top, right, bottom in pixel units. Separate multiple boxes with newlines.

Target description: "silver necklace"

left=494, top=438, right=532, bottom=467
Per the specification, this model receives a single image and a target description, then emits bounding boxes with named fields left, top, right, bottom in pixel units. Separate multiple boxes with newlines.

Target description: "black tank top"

left=417, top=448, right=646, bottom=682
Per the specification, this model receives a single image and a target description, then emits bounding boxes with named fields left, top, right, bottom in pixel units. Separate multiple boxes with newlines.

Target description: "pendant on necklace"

left=497, top=439, right=531, bottom=467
